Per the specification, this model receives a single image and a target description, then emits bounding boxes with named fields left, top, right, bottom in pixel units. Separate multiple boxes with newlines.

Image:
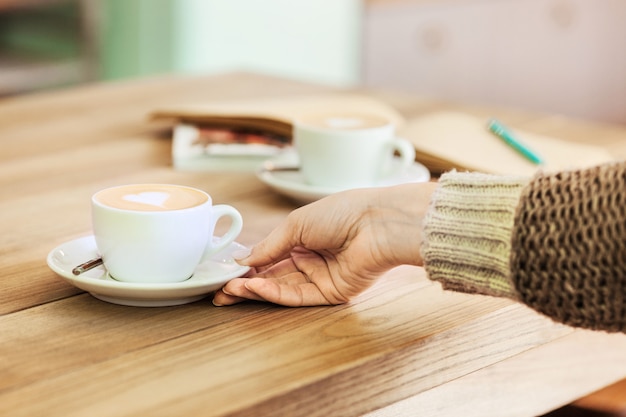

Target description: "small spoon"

left=72, top=257, right=103, bottom=275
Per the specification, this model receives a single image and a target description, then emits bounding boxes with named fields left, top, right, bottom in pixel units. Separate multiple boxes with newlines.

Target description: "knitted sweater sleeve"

left=422, top=161, right=626, bottom=332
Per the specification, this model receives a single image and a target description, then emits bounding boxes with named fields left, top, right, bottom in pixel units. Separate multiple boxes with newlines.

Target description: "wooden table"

left=2, top=72, right=626, bottom=417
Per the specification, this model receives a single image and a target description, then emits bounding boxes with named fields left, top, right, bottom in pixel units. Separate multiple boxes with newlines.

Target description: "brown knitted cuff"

left=422, top=171, right=529, bottom=298
left=511, top=161, right=626, bottom=332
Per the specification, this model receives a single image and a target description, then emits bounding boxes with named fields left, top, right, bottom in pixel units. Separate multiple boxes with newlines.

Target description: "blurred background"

left=1, top=0, right=625, bottom=123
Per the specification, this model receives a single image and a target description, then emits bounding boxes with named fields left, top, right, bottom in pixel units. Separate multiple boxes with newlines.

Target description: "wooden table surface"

left=2, top=72, right=626, bottom=417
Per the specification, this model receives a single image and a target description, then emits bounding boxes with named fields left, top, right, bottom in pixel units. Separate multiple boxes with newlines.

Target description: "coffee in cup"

left=92, top=184, right=243, bottom=284
left=293, top=113, right=415, bottom=188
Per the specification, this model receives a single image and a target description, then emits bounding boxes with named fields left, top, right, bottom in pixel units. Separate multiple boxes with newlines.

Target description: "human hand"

left=213, top=182, right=437, bottom=307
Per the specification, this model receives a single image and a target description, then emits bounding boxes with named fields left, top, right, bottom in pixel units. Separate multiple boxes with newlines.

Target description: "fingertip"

left=212, top=290, right=227, bottom=306
left=212, top=289, right=247, bottom=306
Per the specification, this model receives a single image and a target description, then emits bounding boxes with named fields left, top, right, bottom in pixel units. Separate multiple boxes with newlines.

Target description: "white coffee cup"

left=293, top=113, right=416, bottom=188
left=91, top=184, right=243, bottom=284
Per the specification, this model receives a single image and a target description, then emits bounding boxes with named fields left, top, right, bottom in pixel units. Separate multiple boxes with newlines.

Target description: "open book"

left=401, top=112, right=615, bottom=176
left=151, top=95, right=615, bottom=175
left=151, top=93, right=406, bottom=171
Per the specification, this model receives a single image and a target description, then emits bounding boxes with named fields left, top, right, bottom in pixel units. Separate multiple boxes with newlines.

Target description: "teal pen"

left=487, top=119, right=544, bottom=165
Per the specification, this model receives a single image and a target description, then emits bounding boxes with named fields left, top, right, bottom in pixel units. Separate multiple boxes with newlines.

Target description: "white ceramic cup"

left=293, top=113, right=416, bottom=188
left=91, top=184, right=243, bottom=284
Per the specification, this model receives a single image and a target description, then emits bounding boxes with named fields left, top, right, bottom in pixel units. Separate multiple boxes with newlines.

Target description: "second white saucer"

left=256, top=151, right=430, bottom=204
left=47, top=235, right=250, bottom=307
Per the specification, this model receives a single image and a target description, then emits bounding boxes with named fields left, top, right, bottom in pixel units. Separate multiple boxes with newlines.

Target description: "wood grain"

left=1, top=72, right=626, bottom=417
left=365, top=329, right=626, bottom=417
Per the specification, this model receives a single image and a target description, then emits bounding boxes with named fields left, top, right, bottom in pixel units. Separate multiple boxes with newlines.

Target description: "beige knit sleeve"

left=422, top=171, right=529, bottom=298
left=423, top=162, right=626, bottom=333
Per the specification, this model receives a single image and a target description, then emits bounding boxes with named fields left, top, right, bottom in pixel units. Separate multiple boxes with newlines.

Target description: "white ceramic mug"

left=91, top=184, right=243, bottom=284
left=293, top=113, right=415, bottom=189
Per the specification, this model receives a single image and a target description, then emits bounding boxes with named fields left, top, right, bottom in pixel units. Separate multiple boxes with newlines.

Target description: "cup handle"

left=204, top=204, right=243, bottom=257
left=390, top=137, right=416, bottom=170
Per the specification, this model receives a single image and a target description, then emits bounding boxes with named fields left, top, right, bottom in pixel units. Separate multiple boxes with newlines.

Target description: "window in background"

left=0, top=0, right=99, bottom=95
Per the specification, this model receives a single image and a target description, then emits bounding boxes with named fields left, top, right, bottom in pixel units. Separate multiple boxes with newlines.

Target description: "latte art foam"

left=94, top=184, right=208, bottom=211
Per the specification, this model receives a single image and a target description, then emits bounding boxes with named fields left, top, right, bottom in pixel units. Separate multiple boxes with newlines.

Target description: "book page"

left=401, top=112, right=615, bottom=176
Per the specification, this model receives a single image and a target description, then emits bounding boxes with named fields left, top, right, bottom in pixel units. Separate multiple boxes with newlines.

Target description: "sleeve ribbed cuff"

left=422, top=171, right=529, bottom=299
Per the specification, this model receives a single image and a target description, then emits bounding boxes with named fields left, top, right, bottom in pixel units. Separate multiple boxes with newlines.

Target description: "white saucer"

left=47, top=235, right=250, bottom=307
left=256, top=150, right=430, bottom=204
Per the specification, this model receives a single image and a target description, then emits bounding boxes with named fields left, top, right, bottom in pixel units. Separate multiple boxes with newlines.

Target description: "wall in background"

left=100, top=0, right=362, bottom=87
left=99, top=0, right=177, bottom=80
left=363, top=0, right=626, bottom=123
left=174, top=0, right=362, bottom=86
left=5, top=0, right=622, bottom=124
